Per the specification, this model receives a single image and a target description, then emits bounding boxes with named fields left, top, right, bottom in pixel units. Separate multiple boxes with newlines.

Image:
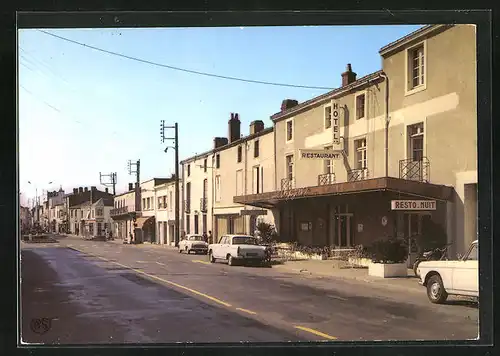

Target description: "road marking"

left=156, top=261, right=165, bottom=266
left=294, top=326, right=337, bottom=340
left=83, top=254, right=232, bottom=308
left=136, top=261, right=148, bottom=264
left=327, top=295, right=348, bottom=301
left=236, top=308, right=257, bottom=315
left=192, top=260, right=211, bottom=265
left=280, top=284, right=292, bottom=288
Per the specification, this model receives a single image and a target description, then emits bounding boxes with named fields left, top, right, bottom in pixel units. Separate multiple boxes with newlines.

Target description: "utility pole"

left=161, top=120, right=180, bottom=247
left=127, top=159, right=141, bottom=207
left=99, top=172, right=118, bottom=195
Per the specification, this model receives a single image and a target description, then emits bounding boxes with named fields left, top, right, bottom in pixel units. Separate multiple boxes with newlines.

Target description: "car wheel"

left=427, top=274, right=448, bottom=304
left=209, top=251, right=215, bottom=263
left=228, top=255, right=234, bottom=266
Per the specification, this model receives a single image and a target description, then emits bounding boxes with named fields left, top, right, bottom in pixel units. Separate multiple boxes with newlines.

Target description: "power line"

left=38, top=30, right=335, bottom=91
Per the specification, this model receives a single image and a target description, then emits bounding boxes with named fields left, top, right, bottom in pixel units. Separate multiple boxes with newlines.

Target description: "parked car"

left=418, top=240, right=478, bottom=304
left=208, top=235, right=268, bottom=266
left=179, top=234, right=208, bottom=255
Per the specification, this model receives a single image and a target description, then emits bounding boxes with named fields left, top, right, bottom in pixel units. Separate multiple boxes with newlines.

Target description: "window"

left=261, top=167, right=264, bottom=193
left=466, top=244, right=478, bottom=261
left=71, top=210, right=74, bottom=218
left=237, top=146, right=242, bottom=163
left=408, top=43, right=425, bottom=91
left=185, top=215, right=190, bottom=234
left=158, top=197, right=162, bottom=209
left=324, top=145, right=334, bottom=174
left=203, top=158, right=207, bottom=172
left=142, top=198, right=146, bottom=210
left=163, top=196, right=167, bottom=209
left=216, top=154, right=220, bottom=168
left=253, top=166, right=261, bottom=194
left=89, top=224, right=94, bottom=235
left=215, top=175, right=221, bottom=202
left=187, top=164, right=191, bottom=177
left=355, top=93, right=366, bottom=120
left=194, top=215, right=199, bottom=234
left=254, top=140, right=260, bottom=158
left=324, top=105, right=332, bottom=129
left=169, top=191, right=173, bottom=211
left=91, top=210, right=95, bottom=218
left=355, top=138, right=367, bottom=169
left=408, top=122, right=424, bottom=161
left=147, top=197, right=151, bottom=210
left=286, top=119, right=293, bottom=142
left=96, top=208, right=103, bottom=216
left=285, top=154, right=294, bottom=180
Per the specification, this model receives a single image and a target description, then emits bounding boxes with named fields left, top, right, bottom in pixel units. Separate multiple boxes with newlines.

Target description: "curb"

left=274, top=264, right=423, bottom=294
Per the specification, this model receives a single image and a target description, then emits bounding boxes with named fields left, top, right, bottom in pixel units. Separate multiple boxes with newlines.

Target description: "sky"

left=18, top=24, right=423, bottom=206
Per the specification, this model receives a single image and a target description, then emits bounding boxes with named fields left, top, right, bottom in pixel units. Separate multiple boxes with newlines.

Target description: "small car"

left=418, top=240, right=478, bottom=304
left=178, top=234, right=208, bottom=255
left=208, top=234, right=268, bottom=266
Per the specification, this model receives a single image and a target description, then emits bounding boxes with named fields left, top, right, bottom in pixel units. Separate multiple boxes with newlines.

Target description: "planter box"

left=368, top=262, right=407, bottom=278
left=292, top=251, right=327, bottom=260
left=348, top=257, right=372, bottom=268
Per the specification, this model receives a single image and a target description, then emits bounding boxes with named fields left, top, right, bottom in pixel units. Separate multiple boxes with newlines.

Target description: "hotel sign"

left=332, top=101, right=341, bottom=144
left=391, top=200, right=437, bottom=211
left=299, top=149, right=343, bottom=160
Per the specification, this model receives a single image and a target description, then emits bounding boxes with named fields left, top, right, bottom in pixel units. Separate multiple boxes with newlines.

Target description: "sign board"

left=240, top=209, right=268, bottom=216
left=391, top=200, right=437, bottom=211
left=357, top=223, right=363, bottom=232
left=332, top=101, right=341, bottom=144
left=299, top=149, right=343, bottom=160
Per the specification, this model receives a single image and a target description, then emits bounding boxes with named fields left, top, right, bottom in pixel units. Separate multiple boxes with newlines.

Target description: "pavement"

left=20, top=235, right=479, bottom=344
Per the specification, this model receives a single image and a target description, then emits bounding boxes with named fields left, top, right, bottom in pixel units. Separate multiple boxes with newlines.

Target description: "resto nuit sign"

left=332, top=101, right=341, bottom=144
left=391, top=200, right=437, bottom=211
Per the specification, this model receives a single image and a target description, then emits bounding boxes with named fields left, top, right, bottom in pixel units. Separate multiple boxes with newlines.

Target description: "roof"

left=70, top=201, right=91, bottom=209
left=270, top=70, right=384, bottom=123
left=114, top=190, right=135, bottom=198
left=180, top=126, right=274, bottom=165
left=379, top=24, right=453, bottom=57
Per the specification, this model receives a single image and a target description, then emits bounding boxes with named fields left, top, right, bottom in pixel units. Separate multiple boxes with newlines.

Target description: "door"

left=216, top=216, right=228, bottom=241
left=202, top=214, right=207, bottom=234
left=334, top=214, right=353, bottom=247
left=452, top=243, right=479, bottom=294
left=213, top=236, right=227, bottom=258
left=233, top=216, right=245, bottom=234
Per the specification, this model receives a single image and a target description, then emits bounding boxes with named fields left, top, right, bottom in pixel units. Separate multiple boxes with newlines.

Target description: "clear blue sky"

left=18, top=25, right=423, bottom=205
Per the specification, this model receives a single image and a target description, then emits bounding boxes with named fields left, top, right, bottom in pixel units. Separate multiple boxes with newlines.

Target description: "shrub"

left=255, top=222, right=278, bottom=244
left=368, top=238, right=408, bottom=264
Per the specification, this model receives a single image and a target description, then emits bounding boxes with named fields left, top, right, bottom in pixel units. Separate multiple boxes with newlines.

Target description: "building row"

left=180, top=24, right=478, bottom=257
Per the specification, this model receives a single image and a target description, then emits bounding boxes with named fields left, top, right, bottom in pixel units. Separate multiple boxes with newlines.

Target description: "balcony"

left=110, top=206, right=129, bottom=217
left=318, top=172, right=336, bottom=186
left=281, top=178, right=295, bottom=191
left=348, top=168, right=369, bottom=182
left=399, top=157, right=430, bottom=183
left=184, top=199, right=191, bottom=213
left=200, top=198, right=207, bottom=212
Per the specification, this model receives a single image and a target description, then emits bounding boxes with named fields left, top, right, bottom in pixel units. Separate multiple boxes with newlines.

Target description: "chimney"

left=135, top=183, right=139, bottom=190
left=91, top=186, right=96, bottom=191
left=341, top=63, right=357, bottom=87
left=281, top=99, right=299, bottom=112
left=78, top=187, right=83, bottom=194
left=73, top=188, right=78, bottom=194
left=213, top=137, right=229, bottom=149
left=128, top=183, right=133, bottom=191
left=228, top=112, right=241, bottom=143
left=249, top=120, right=265, bottom=135
left=84, top=187, right=88, bottom=192
left=105, top=188, right=109, bottom=193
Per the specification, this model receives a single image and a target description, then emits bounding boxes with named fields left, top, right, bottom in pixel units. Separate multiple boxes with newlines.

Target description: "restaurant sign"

left=391, top=200, right=437, bottom=211
left=299, top=149, right=343, bottom=160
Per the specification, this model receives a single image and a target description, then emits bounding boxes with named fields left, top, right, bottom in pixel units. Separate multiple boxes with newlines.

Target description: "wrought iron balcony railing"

left=200, top=198, right=208, bottom=212
left=184, top=199, right=191, bottom=213
left=399, top=157, right=430, bottom=182
left=318, top=172, right=336, bottom=186
left=281, top=178, right=295, bottom=191
left=110, top=206, right=129, bottom=217
left=348, top=168, right=369, bottom=182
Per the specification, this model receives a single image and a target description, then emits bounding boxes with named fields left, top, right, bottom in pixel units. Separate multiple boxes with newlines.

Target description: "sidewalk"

left=272, top=259, right=423, bottom=293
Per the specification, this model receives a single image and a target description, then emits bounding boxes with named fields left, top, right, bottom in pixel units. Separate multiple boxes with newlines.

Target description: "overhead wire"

left=37, top=29, right=335, bottom=91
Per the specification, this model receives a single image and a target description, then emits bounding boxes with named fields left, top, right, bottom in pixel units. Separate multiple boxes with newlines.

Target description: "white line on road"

left=327, top=295, right=348, bottom=301
left=136, top=261, right=148, bottom=264
left=156, top=262, right=165, bottom=266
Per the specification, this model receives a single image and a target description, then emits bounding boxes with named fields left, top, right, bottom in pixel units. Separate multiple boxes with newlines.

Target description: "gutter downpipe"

left=380, top=72, right=390, bottom=177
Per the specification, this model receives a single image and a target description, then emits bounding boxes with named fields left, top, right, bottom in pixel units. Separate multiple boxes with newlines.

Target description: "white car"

left=208, top=235, right=268, bottom=266
left=418, top=240, right=478, bottom=304
left=178, top=234, right=208, bottom=255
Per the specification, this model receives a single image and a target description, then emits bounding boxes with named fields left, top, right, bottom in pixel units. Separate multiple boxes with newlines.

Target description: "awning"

left=135, top=216, right=155, bottom=229
left=233, top=177, right=454, bottom=208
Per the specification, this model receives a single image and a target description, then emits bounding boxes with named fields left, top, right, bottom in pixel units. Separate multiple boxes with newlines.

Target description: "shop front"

left=234, top=177, right=454, bottom=254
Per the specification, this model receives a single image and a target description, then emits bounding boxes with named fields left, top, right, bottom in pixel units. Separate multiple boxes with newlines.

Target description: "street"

left=21, top=236, right=479, bottom=344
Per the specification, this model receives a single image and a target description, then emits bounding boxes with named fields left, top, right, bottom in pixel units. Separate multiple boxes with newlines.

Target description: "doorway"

left=333, top=213, right=354, bottom=247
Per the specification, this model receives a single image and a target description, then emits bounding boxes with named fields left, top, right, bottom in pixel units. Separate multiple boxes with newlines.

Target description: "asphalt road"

left=20, top=236, right=479, bottom=344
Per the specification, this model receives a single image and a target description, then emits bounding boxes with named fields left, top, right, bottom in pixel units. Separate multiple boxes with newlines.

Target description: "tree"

left=255, top=222, right=278, bottom=244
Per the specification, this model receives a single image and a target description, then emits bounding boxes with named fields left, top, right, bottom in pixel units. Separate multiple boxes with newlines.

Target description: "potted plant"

left=367, top=238, right=408, bottom=278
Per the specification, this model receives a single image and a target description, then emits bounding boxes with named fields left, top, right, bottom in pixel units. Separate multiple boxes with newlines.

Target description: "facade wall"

left=154, top=182, right=177, bottom=245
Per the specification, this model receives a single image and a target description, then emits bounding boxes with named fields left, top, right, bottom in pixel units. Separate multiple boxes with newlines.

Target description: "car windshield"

left=232, top=236, right=257, bottom=245
left=189, top=236, right=204, bottom=241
